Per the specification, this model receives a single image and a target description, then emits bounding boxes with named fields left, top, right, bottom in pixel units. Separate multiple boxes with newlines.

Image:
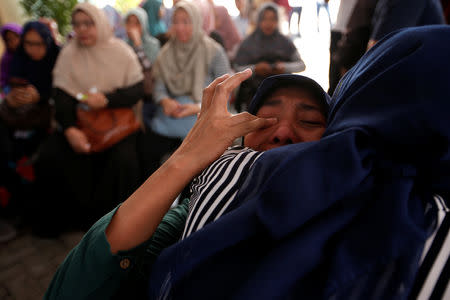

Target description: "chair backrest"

left=409, top=195, right=450, bottom=300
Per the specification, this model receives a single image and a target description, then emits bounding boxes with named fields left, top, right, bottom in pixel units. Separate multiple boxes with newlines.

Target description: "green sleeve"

left=43, top=199, right=189, bottom=300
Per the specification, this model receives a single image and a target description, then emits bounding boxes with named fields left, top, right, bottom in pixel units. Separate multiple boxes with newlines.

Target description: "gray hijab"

left=152, top=0, right=220, bottom=103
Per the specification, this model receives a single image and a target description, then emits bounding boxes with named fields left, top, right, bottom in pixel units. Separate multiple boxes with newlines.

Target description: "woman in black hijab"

left=0, top=21, right=60, bottom=223
left=233, top=2, right=305, bottom=112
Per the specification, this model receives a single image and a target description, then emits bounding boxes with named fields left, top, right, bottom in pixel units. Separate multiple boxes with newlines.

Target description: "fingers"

left=200, top=73, right=230, bottom=114
left=73, top=142, right=91, bottom=154
left=210, top=69, right=252, bottom=114
left=229, top=112, right=277, bottom=137
left=173, top=104, right=200, bottom=118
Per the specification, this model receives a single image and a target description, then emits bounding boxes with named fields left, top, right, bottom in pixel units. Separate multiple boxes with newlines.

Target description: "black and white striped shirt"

left=181, top=146, right=262, bottom=239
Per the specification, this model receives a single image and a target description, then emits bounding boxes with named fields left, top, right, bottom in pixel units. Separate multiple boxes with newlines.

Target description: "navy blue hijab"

left=9, top=21, right=60, bottom=103
left=148, top=25, right=449, bottom=299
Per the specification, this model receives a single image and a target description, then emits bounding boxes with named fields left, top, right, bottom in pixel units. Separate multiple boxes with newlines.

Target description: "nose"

left=270, top=122, right=298, bottom=146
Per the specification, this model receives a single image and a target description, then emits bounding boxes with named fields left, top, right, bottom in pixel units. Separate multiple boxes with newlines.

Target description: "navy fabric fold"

left=148, top=25, right=450, bottom=299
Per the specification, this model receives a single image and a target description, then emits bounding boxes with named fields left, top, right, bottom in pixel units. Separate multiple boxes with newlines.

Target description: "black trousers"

left=33, top=132, right=140, bottom=236
left=0, top=121, right=47, bottom=218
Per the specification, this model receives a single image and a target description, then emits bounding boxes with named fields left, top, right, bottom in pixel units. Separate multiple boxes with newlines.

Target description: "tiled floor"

left=0, top=230, right=85, bottom=300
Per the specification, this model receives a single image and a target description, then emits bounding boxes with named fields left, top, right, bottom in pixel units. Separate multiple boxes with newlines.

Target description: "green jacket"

left=43, top=199, right=189, bottom=300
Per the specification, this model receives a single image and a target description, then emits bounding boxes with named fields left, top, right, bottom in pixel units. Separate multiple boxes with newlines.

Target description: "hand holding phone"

left=6, top=78, right=40, bottom=107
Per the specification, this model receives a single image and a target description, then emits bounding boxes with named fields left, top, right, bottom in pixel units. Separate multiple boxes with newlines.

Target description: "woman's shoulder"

left=110, top=38, right=138, bottom=57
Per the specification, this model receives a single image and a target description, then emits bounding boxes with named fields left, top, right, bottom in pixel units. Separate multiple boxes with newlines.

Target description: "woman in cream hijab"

left=33, top=3, right=145, bottom=237
left=139, top=0, right=231, bottom=178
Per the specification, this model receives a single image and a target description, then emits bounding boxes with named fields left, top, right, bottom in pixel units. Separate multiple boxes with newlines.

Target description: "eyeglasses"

left=72, top=21, right=95, bottom=29
left=23, top=40, right=46, bottom=48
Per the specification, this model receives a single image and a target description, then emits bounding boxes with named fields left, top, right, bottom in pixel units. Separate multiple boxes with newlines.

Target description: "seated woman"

left=34, top=3, right=144, bottom=237
left=139, top=0, right=231, bottom=179
left=45, top=26, right=450, bottom=300
left=233, top=2, right=305, bottom=112
left=0, top=21, right=59, bottom=224
left=124, top=7, right=160, bottom=65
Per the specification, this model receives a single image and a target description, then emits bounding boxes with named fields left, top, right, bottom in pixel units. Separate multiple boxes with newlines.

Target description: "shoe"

left=0, top=219, right=17, bottom=243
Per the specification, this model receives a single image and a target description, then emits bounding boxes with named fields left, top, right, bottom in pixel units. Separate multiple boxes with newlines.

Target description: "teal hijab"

left=141, top=0, right=167, bottom=37
left=124, top=7, right=160, bottom=63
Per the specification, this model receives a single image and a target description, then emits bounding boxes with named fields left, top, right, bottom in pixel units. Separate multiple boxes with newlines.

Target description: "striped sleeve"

left=182, top=146, right=262, bottom=239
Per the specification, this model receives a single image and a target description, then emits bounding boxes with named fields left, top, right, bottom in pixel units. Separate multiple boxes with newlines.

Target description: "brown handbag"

left=76, top=107, right=140, bottom=153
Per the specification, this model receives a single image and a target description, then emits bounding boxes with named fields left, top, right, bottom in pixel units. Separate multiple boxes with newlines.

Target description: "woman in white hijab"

left=33, top=3, right=145, bottom=237
left=139, top=0, right=231, bottom=179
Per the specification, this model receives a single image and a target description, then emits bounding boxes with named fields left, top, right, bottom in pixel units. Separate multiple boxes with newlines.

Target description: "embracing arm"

left=106, top=69, right=277, bottom=253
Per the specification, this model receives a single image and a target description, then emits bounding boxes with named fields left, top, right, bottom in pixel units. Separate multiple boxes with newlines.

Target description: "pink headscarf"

left=193, top=0, right=215, bottom=34
left=213, top=5, right=242, bottom=52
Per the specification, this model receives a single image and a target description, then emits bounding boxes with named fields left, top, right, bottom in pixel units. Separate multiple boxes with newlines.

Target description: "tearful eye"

left=299, top=120, right=325, bottom=128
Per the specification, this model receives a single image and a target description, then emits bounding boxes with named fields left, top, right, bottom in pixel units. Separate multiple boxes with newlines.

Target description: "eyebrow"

left=296, top=103, right=321, bottom=112
left=262, top=98, right=322, bottom=112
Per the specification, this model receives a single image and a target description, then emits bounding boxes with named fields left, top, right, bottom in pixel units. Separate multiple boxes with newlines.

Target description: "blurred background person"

left=212, top=5, right=241, bottom=59
left=0, top=21, right=60, bottom=239
left=0, top=23, right=22, bottom=93
left=441, top=0, right=450, bottom=22
left=288, top=0, right=303, bottom=36
left=34, top=3, right=144, bottom=237
left=328, top=0, right=357, bottom=95
left=193, top=0, right=216, bottom=34
left=233, top=0, right=250, bottom=38
left=124, top=7, right=160, bottom=153
left=103, top=5, right=128, bottom=40
left=316, top=0, right=332, bottom=31
left=162, top=0, right=182, bottom=29
left=124, top=7, right=160, bottom=65
left=332, top=0, right=445, bottom=89
left=139, top=1, right=230, bottom=179
left=141, top=0, right=168, bottom=38
left=233, top=2, right=305, bottom=112
left=367, top=0, right=445, bottom=49
left=38, top=17, right=63, bottom=46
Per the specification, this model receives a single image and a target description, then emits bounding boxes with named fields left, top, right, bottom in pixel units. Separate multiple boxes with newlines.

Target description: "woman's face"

left=259, top=9, right=278, bottom=36
left=125, top=15, right=142, bottom=35
left=244, top=87, right=326, bottom=151
left=72, top=11, right=97, bottom=47
left=23, top=29, right=47, bottom=61
left=4, top=30, right=20, bottom=52
left=172, top=8, right=193, bottom=43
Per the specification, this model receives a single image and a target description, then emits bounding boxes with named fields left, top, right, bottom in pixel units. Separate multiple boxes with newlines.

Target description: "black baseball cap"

left=247, top=74, right=331, bottom=118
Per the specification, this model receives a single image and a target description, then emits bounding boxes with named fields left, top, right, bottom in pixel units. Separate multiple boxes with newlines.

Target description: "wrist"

left=160, top=97, right=173, bottom=108
left=168, top=149, right=203, bottom=177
